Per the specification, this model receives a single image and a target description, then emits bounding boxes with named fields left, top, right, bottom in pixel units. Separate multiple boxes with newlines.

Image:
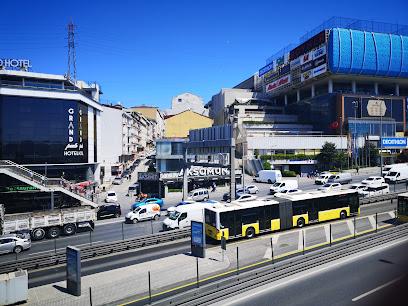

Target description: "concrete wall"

left=164, top=111, right=213, bottom=138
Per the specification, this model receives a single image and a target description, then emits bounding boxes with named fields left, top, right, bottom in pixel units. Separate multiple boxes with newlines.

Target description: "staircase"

left=0, top=160, right=98, bottom=208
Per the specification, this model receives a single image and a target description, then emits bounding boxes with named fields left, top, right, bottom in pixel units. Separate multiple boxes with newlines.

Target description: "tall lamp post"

left=379, top=98, right=384, bottom=176
left=352, top=100, right=359, bottom=168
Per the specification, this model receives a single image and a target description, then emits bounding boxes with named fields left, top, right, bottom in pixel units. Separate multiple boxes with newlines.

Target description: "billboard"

left=290, top=30, right=327, bottom=61
left=259, top=62, right=275, bottom=77
left=381, top=137, right=407, bottom=148
left=191, top=221, right=206, bottom=258
left=265, top=75, right=291, bottom=93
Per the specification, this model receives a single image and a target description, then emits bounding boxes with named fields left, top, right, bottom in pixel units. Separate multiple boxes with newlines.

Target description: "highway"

left=218, top=237, right=408, bottom=306
left=1, top=167, right=406, bottom=262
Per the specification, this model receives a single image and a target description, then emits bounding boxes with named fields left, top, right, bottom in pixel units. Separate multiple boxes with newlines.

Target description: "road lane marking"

left=351, top=275, right=405, bottom=302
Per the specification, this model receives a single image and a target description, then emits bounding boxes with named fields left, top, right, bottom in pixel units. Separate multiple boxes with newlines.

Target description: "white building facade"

left=167, top=92, right=208, bottom=116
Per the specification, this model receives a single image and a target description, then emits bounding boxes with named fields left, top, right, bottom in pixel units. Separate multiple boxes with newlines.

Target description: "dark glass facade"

left=0, top=95, right=88, bottom=164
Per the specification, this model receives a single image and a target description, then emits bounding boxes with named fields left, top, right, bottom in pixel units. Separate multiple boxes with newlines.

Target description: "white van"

left=384, top=167, right=408, bottom=183
left=269, top=180, right=298, bottom=194
left=315, top=173, right=332, bottom=185
left=382, top=163, right=408, bottom=177
left=125, top=203, right=161, bottom=224
left=187, top=188, right=209, bottom=202
left=327, top=173, right=352, bottom=184
left=254, top=170, right=282, bottom=184
left=360, top=184, right=390, bottom=197
left=162, top=203, right=209, bottom=230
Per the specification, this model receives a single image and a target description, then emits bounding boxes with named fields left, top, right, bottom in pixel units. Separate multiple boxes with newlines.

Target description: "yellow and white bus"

left=204, top=190, right=359, bottom=240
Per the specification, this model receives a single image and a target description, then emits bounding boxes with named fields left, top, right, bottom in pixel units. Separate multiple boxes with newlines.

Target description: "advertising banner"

left=289, top=30, right=327, bottom=61
left=313, top=45, right=326, bottom=59
left=313, top=55, right=326, bottom=67
left=290, top=57, right=301, bottom=69
left=300, top=51, right=313, bottom=65
left=301, top=70, right=313, bottom=82
left=265, top=75, right=291, bottom=93
left=191, top=221, right=206, bottom=258
left=301, top=61, right=314, bottom=73
left=381, top=137, right=408, bottom=148
left=312, top=64, right=327, bottom=77
left=259, top=62, right=275, bottom=77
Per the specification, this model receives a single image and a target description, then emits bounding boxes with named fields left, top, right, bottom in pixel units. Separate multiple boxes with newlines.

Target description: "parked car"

left=349, top=183, right=368, bottom=197
left=97, top=203, right=121, bottom=219
left=360, top=183, right=390, bottom=197
left=125, top=204, right=161, bottom=224
left=131, top=198, right=164, bottom=210
left=270, top=180, right=299, bottom=194
left=222, top=192, right=257, bottom=202
left=0, top=234, right=31, bottom=254
left=235, top=194, right=257, bottom=202
left=361, top=176, right=385, bottom=187
left=327, top=173, right=352, bottom=184
left=318, top=183, right=342, bottom=192
left=187, top=188, right=209, bottom=202
left=274, top=189, right=303, bottom=197
left=244, top=185, right=259, bottom=194
left=105, top=190, right=118, bottom=203
left=112, top=177, right=123, bottom=185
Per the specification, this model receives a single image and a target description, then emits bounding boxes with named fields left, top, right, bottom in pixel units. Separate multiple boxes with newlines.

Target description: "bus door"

left=279, top=201, right=293, bottom=230
left=307, top=199, right=318, bottom=223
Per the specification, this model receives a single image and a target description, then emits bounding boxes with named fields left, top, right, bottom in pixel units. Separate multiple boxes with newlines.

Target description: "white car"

left=0, top=234, right=31, bottom=254
left=318, top=183, right=342, bottom=192
left=274, top=189, right=303, bottom=197
left=349, top=183, right=368, bottom=196
left=360, top=183, right=390, bottom=198
left=244, top=185, right=259, bottom=194
left=234, top=194, right=257, bottom=202
left=361, top=176, right=385, bottom=187
left=105, top=190, right=118, bottom=203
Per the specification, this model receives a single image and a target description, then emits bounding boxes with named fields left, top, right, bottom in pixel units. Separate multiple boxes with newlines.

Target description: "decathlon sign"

left=381, top=137, right=407, bottom=148
left=0, top=59, right=31, bottom=70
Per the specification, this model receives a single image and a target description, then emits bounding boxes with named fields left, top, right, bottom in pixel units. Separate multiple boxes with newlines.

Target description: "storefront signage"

left=313, top=64, right=327, bottom=77
left=300, top=52, right=313, bottom=65
left=289, top=30, right=327, bottom=61
left=290, top=57, right=301, bottom=69
left=5, top=186, right=38, bottom=192
left=313, top=55, right=326, bottom=67
left=381, top=137, right=407, bottom=148
left=0, top=59, right=31, bottom=70
left=138, top=172, right=160, bottom=181
left=301, top=61, right=314, bottom=73
left=301, top=70, right=313, bottom=82
left=264, top=70, right=279, bottom=84
left=259, top=62, right=275, bottom=77
left=313, top=45, right=326, bottom=59
left=64, top=108, right=84, bottom=157
left=265, top=75, right=291, bottom=93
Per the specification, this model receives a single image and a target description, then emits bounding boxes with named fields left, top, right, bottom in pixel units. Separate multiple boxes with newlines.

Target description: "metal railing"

left=153, top=223, right=408, bottom=306
left=0, top=228, right=190, bottom=275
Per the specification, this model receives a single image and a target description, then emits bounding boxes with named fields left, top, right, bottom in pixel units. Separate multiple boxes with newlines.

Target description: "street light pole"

left=380, top=99, right=383, bottom=176
left=242, top=142, right=245, bottom=193
left=352, top=100, right=358, bottom=168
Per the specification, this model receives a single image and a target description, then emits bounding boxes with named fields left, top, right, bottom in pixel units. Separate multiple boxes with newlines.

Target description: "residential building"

left=164, top=110, right=213, bottom=138
left=166, top=92, right=208, bottom=116
left=128, top=105, right=165, bottom=140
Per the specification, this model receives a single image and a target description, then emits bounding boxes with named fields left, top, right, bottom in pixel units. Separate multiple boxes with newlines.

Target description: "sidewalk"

left=24, top=210, right=396, bottom=306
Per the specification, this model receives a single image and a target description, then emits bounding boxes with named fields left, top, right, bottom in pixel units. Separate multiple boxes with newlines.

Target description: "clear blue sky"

left=1, top=0, right=407, bottom=109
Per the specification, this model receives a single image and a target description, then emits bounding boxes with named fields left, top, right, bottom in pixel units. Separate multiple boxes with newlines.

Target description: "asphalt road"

left=1, top=167, right=406, bottom=262
left=220, top=239, right=408, bottom=306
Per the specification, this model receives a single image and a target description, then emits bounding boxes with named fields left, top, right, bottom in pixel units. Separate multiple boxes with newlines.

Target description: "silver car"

left=0, top=234, right=31, bottom=255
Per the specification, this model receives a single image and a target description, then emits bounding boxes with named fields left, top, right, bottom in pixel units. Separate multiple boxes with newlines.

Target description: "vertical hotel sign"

left=64, top=107, right=84, bottom=156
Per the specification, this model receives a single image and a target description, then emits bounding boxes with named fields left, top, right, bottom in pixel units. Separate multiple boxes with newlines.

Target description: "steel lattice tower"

left=67, top=21, right=77, bottom=82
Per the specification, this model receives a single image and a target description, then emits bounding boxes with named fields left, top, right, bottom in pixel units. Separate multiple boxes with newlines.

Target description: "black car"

left=97, top=204, right=121, bottom=219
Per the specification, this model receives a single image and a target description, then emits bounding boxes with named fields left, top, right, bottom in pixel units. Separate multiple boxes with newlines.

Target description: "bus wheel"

left=31, top=228, right=46, bottom=240
left=340, top=210, right=347, bottom=219
left=47, top=227, right=61, bottom=239
left=246, top=227, right=255, bottom=238
left=297, top=218, right=305, bottom=228
left=63, top=224, right=76, bottom=236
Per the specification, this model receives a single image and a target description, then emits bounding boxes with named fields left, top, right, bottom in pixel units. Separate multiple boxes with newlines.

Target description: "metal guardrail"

left=153, top=223, right=408, bottom=306
left=0, top=193, right=400, bottom=275
left=0, top=228, right=190, bottom=275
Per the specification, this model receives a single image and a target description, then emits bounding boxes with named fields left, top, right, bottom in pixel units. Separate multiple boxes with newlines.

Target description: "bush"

left=168, top=188, right=182, bottom=193
left=282, top=170, right=297, bottom=177
left=263, top=161, right=272, bottom=170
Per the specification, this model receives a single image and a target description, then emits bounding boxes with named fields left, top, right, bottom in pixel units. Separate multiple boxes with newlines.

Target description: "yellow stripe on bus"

left=271, top=219, right=280, bottom=231
left=318, top=207, right=350, bottom=222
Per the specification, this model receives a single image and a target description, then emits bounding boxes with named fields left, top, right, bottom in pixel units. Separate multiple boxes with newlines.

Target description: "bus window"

left=205, top=209, right=217, bottom=227
left=293, top=202, right=308, bottom=215
left=220, top=212, right=235, bottom=236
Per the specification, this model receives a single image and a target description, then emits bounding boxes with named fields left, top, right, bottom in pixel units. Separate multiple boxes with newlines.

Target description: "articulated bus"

left=204, top=190, right=359, bottom=240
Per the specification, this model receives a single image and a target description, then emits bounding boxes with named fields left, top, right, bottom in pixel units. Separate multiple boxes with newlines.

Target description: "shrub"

left=282, top=170, right=297, bottom=177
left=263, top=161, right=272, bottom=170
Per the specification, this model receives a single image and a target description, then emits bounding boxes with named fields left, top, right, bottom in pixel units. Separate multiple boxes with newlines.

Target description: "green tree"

left=334, top=151, right=348, bottom=169
left=263, top=161, right=271, bottom=170
left=316, top=142, right=337, bottom=171
left=396, top=149, right=408, bottom=163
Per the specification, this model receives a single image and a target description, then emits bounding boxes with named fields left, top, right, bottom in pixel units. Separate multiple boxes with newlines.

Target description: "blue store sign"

left=381, top=137, right=407, bottom=148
